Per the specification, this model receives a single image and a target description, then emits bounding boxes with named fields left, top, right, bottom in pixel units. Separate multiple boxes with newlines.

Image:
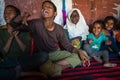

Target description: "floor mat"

left=52, top=58, right=120, bottom=80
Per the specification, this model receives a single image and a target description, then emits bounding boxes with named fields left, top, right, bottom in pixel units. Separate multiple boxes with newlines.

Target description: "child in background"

left=114, top=20, right=120, bottom=51
left=83, top=20, right=117, bottom=67
left=64, top=8, right=89, bottom=49
left=0, top=5, right=48, bottom=80
left=102, top=16, right=120, bottom=56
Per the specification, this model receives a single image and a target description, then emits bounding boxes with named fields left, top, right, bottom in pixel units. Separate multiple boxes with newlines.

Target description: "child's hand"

left=83, top=59, right=90, bottom=67
left=22, top=12, right=31, bottom=25
left=113, top=30, right=118, bottom=36
left=13, top=31, right=20, bottom=37
left=88, top=39, right=93, bottom=44
left=103, top=29, right=109, bottom=36
left=105, top=40, right=111, bottom=45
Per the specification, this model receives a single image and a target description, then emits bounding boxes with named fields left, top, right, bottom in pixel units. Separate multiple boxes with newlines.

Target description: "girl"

left=64, top=8, right=89, bottom=49
left=83, top=20, right=117, bottom=67
left=102, top=16, right=120, bottom=56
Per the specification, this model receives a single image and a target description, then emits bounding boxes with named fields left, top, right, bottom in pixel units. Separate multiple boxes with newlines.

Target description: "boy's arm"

left=10, top=13, right=31, bottom=32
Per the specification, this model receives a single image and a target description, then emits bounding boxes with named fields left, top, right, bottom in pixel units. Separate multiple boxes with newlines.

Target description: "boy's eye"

left=43, top=5, right=53, bottom=9
left=5, top=11, right=16, bottom=15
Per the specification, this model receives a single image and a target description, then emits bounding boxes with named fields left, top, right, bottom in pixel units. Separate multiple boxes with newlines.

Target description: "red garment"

left=116, top=30, right=120, bottom=42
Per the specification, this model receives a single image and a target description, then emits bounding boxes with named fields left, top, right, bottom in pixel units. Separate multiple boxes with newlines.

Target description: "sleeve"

left=102, top=32, right=108, bottom=41
left=103, top=35, right=108, bottom=41
left=10, top=19, right=36, bottom=32
left=87, top=34, right=92, bottom=40
left=58, top=27, right=74, bottom=52
left=0, top=30, right=8, bottom=57
left=19, top=32, right=31, bottom=54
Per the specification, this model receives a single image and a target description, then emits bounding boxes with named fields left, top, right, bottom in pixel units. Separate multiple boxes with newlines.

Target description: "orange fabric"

left=116, top=31, right=120, bottom=42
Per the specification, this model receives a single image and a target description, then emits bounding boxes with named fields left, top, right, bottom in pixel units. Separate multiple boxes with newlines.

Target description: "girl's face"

left=70, top=10, right=79, bottom=24
left=41, top=2, right=56, bottom=19
left=4, top=7, right=16, bottom=24
left=93, top=23, right=102, bottom=37
left=105, top=19, right=114, bottom=31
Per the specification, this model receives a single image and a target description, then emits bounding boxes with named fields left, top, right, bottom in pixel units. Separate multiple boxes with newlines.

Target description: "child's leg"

left=83, top=44, right=97, bottom=57
left=93, top=56, right=102, bottom=63
left=109, top=36, right=120, bottom=53
left=100, top=50, right=109, bottom=63
left=101, top=50, right=117, bottom=67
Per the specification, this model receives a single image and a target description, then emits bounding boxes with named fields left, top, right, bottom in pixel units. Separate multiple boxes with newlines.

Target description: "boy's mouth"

left=43, top=10, right=49, bottom=15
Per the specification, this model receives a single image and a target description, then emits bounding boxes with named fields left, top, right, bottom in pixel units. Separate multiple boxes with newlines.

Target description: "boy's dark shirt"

left=15, top=18, right=74, bottom=53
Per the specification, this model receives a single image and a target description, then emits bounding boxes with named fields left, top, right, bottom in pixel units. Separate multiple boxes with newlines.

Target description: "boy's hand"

left=22, top=12, right=31, bottom=25
left=78, top=50, right=90, bottom=67
left=13, top=31, right=20, bottom=37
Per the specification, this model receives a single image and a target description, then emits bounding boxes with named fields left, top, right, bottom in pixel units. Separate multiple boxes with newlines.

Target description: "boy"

left=11, top=1, right=90, bottom=76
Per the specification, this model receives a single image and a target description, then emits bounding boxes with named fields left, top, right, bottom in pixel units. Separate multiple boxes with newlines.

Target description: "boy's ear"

left=54, top=12, right=57, bottom=17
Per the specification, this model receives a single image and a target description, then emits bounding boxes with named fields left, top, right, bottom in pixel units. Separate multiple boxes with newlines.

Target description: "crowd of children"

left=0, top=0, right=120, bottom=80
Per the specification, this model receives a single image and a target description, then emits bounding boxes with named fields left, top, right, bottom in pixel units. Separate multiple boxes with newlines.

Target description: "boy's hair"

left=42, top=1, right=57, bottom=12
left=5, top=5, right=21, bottom=16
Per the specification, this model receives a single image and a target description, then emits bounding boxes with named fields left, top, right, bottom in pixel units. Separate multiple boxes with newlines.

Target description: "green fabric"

left=0, top=28, right=31, bottom=58
left=49, top=50, right=82, bottom=68
left=40, top=60, right=62, bottom=76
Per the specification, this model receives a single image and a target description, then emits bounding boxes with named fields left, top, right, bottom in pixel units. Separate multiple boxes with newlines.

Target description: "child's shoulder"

left=102, top=29, right=109, bottom=36
left=0, top=25, right=7, bottom=29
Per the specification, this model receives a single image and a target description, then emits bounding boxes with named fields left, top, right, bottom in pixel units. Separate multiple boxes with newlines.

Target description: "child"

left=11, top=1, right=90, bottom=77
left=64, top=8, right=89, bottom=48
left=0, top=5, right=48, bottom=79
left=83, top=20, right=117, bottom=67
left=114, top=21, right=120, bottom=52
left=102, top=16, right=120, bottom=56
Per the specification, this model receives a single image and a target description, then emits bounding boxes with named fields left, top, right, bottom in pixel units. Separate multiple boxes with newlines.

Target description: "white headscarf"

left=64, top=8, right=89, bottom=41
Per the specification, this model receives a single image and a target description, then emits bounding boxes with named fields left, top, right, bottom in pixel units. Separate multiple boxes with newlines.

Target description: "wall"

left=73, top=0, right=120, bottom=24
left=4, top=0, right=44, bottom=19
left=4, top=0, right=120, bottom=25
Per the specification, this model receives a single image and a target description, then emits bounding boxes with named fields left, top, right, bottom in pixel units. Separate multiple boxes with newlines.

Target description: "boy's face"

left=4, top=7, right=16, bottom=24
left=41, top=2, right=56, bottom=19
left=105, top=19, right=114, bottom=31
left=93, top=23, right=102, bottom=37
left=70, top=10, right=79, bottom=24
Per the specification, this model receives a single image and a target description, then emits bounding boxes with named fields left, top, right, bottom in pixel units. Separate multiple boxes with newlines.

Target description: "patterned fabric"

left=52, top=58, right=120, bottom=80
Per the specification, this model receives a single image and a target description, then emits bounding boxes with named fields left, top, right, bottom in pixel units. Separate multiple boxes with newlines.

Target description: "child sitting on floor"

left=64, top=8, right=89, bottom=49
left=102, top=16, right=120, bottom=56
left=83, top=20, right=117, bottom=67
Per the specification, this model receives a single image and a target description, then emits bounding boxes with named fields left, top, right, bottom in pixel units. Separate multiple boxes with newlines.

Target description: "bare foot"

left=103, top=63, right=117, bottom=67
